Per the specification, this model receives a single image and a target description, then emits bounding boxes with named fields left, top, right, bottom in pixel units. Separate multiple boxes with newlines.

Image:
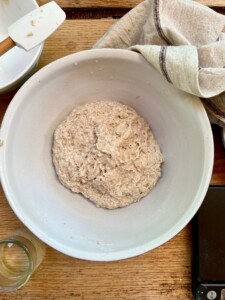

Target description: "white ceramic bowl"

left=0, top=0, right=43, bottom=93
left=0, top=49, right=214, bottom=261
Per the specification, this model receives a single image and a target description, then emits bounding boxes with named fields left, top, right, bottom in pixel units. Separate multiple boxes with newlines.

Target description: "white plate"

left=0, top=49, right=214, bottom=261
left=0, top=0, right=43, bottom=93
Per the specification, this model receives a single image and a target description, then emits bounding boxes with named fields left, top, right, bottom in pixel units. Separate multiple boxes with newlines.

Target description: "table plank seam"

left=63, top=6, right=225, bottom=19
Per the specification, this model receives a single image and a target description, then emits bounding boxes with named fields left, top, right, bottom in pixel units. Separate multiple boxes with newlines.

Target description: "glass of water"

left=0, top=228, right=46, bottom=291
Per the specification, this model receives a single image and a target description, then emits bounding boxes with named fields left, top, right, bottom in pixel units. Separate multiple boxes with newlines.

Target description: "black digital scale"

left=192, top=187, right=225, bottom=300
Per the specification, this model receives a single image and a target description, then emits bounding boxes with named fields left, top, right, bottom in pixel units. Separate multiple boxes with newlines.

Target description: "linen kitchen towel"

left=94, top=0, right=225, bottom=128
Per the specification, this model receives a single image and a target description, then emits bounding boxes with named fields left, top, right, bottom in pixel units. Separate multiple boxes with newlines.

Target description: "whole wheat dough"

left=52, top=101, right=164, bottom=209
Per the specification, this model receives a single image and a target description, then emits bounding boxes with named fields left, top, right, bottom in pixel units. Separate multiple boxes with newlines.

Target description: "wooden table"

left=1, top=1, right=225, bottom=299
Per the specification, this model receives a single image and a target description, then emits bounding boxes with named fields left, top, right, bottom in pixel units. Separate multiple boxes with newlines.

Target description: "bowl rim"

left=0, top=0, right=44, bottom=93
left=0, top=49, right=214, bottom=261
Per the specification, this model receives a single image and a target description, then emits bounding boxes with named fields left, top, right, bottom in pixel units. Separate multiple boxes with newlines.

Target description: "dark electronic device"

left=192, top=187, right=225, bottom=300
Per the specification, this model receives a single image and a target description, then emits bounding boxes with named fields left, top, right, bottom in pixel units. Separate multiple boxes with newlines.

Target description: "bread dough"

left=52, top=101, right=164, bottom=209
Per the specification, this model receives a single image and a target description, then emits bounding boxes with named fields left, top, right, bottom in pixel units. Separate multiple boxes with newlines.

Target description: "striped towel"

left=94, top=0, right=225, bottom=128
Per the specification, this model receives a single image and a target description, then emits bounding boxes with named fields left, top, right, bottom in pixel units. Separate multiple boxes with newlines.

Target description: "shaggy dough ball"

left=52, top=101, right=164, bottom=209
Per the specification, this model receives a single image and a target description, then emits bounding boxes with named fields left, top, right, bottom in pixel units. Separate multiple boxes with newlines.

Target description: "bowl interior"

left=0, top=0, right=42, bottom=91
left=0, top=49, right=213, bottom=261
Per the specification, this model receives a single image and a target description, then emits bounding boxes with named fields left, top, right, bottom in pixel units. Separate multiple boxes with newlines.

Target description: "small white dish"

left=0, top=0, right=43, bottom=93
left=0, top=49, right=214, bottom=261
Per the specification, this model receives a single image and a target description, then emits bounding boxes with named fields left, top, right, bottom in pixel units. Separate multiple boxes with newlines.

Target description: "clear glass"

left=0, top=228, right=46, bottom=291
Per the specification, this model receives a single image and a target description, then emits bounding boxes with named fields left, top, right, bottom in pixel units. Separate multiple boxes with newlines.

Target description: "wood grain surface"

left=39, top=0, right=225, bottom=8
left=0, top=1, right=225, bottom=299
left=37, top=19, right=115, bottom=69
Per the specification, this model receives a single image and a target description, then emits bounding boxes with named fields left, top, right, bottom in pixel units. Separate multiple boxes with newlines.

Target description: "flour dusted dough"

left=52, top=101, right=164, bottom=209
